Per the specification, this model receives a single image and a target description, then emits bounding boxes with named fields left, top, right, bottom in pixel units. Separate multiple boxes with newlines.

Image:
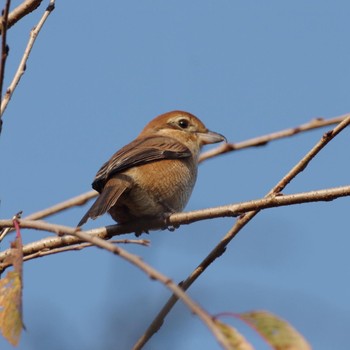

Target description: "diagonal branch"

left=25, top=190, right=97, bottom=221
left=199, top=113, right=349, bottom=163
left=132, top=115, right=350, bottom=349
left=64, top=229, right=233, bottom=349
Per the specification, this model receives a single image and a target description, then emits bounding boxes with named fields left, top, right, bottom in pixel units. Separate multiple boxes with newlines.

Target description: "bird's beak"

left=198, top=130, right=226, bottom=145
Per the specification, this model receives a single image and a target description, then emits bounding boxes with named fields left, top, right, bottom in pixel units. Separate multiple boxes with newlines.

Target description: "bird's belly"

left=109, top=159, right=197, bottom=223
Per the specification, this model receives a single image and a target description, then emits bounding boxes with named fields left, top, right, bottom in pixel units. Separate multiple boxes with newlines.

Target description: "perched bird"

left=78, top=111, right=225, bottom=227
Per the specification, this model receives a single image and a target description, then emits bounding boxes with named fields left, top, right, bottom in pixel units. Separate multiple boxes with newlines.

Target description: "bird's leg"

left=156, top=200, right=180, bottom=232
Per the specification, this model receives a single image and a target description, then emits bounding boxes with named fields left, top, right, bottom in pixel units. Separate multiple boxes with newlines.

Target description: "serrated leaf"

left=238, top=310, right=311, bottom=350
left=0, top=232, right=24, bottom=346
left=215, top=319, right=254, bottom=350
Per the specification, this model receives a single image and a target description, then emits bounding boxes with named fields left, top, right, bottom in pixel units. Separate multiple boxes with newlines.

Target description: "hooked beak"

left=198, top=130, right=226, bottom=145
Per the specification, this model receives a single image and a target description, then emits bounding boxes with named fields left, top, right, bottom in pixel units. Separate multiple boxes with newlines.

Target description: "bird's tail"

left=77, top=178, right=130, bottom=227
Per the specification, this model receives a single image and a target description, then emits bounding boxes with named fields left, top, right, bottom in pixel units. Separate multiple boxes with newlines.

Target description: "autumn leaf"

left=0, top=220, right=24, bottom=346
left=238, top=310, right=311, bottom=350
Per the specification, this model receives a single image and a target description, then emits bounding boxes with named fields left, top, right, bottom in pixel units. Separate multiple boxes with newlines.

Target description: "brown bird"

left=78, top=111, right=225, bottom=227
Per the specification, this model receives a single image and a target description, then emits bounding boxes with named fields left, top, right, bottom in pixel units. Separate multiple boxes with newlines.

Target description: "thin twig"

left=0, top=185, right=350, bottom=270
left=0, top=239, right=150, bottom=271
left=199, top=113, right=349, bottom=163
left=0, top=219, right=77, bottom=236
left=133, top=116, right=350, bottom=349
left=0, top=0, right=11, bottom=133
left=0, top=190, right=97, bottom=242
left=0, top=0, right=43, bottom=34
left=25, top=190, right=97, bottom=221
left=0, top=0, right=55, bottom=116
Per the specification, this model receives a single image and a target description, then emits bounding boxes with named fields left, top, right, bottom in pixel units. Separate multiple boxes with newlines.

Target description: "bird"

left=77, top=110, right=226, bottom=228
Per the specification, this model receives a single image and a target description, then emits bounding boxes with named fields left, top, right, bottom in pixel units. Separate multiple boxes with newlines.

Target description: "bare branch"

left=0, top=0, right=55, bottom=117
left=25, top=190, right=97, bottom=221
left=0, top=219, right=77, bottom=236
left=0, top=190, right=97, bottom=240
left=199, top=113, right=349, bottom=163
left=133, top=115, right=350, bottom=349
left=0, top=239, right=150, bottom=271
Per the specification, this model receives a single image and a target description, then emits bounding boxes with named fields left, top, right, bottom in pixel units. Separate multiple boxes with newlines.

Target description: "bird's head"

left=140, top=111, right=226, bottom=153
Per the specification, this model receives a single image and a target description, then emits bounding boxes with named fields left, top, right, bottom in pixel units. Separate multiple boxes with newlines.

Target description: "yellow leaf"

left=238, top=310, right=311, bottom=350
left=215, top=319, right=255, bottom=350
left=0, top=233, right=24, bottom=346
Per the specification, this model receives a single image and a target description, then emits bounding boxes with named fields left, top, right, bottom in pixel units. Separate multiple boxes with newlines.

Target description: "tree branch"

left=4, top=238, right=150, bottom=271
left=0, top=0, right=43, bottom=34
left=199, top=113, right=349, bottom=163
left=0, top=185, right=349, bottom=271
left=25, top=190, right=97, bottom=221
left=0, top=0, right=55, bottom=117
left=0, top=190, right=97, bottom=240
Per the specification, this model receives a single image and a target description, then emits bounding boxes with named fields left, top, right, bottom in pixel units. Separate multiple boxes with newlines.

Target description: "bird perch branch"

left=0, top=185, right=349, bottom=272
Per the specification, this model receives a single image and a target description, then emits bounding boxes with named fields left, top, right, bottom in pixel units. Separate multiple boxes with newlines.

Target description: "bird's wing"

left=92, top=136, right=191, bottom=192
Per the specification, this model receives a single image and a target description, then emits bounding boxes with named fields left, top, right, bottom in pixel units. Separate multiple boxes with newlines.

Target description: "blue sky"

left=1, top=1, right=350, bottom=349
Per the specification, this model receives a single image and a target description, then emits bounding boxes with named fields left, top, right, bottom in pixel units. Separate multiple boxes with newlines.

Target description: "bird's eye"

left=178, top=119, right=189, bottom=129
